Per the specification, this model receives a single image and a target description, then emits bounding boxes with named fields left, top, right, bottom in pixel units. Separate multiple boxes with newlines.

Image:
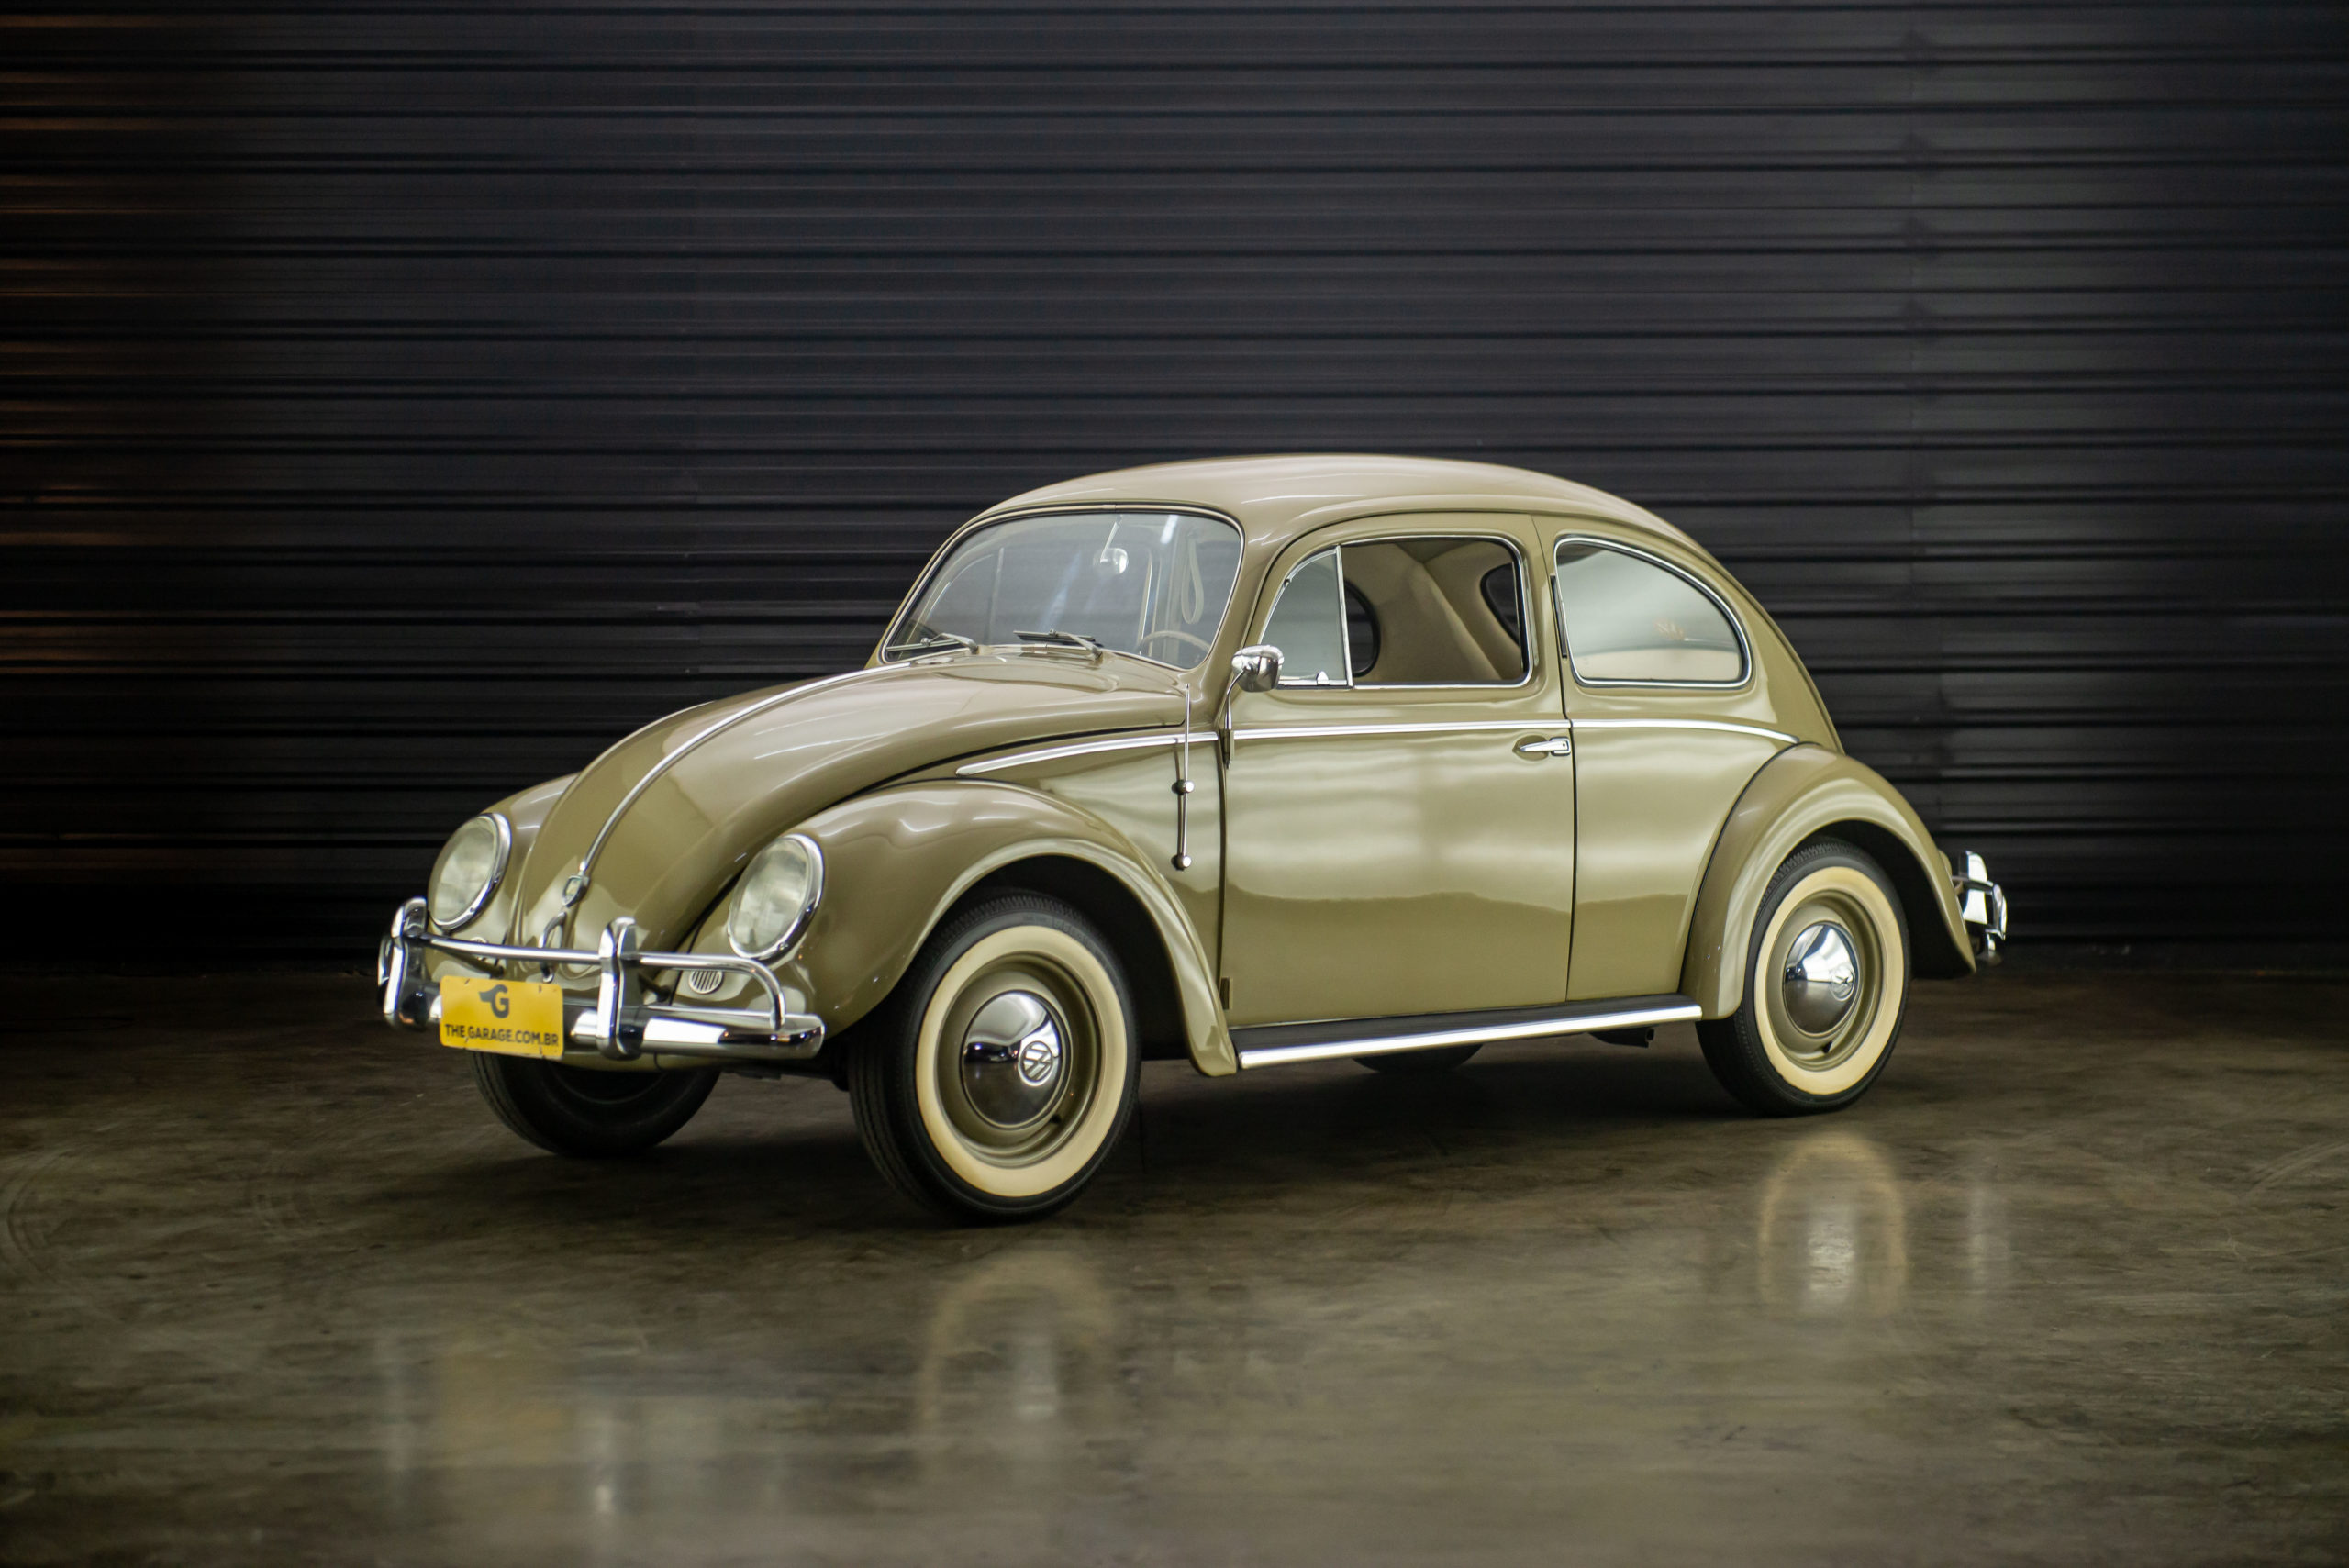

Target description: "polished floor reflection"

left=2, top=972, right=2344, bottom=1564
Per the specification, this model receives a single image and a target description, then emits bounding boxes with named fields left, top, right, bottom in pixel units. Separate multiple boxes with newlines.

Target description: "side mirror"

left=1230, top=644, right=1285, bottom=693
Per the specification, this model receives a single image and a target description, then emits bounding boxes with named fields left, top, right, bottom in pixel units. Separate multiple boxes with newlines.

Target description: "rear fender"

left=1681, top=745, right=1975, bottom=1018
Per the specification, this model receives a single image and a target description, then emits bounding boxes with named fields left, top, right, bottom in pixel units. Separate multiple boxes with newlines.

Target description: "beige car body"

left=408, top=455, right=1979, bottom=1082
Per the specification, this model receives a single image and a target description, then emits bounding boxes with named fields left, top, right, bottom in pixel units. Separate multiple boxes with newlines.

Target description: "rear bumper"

left=378, top=897, right=825, bottom=1065
left=1953, top=851, right=2009, bottom=964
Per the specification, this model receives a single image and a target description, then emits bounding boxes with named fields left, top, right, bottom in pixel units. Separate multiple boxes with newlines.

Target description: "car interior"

left=1265, top=536, right=1529, bottom=687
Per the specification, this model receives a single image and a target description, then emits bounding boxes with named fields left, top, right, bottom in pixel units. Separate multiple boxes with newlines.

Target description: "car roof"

left=973, top=453, right=1705, bottom=555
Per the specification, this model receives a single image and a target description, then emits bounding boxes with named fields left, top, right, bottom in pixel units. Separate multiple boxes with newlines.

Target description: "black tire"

left=472, top=1053, right=718, bottom=1157
left=1697, top=838, right=1910, bottom=1117
left=848, top=894, right=1140, bottom=1224
left=1355, top=1044, right=1482, bottom=1073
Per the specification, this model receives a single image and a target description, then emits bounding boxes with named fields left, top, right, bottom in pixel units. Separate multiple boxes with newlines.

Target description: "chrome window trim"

left=1266, top=546, right=1351, bottom=689
left=956, top=732, right=1183, bottom=776
left=1263, top=531, right=1538, bottom=693
left=429, top=811, right=513, bottom=934
left=726, top=832, right=827, bottom=962
left=1570, top=717, right=1796, bottom=746
left=1552, top=533, right=1753, bottom=691
left=877, top=504, right=1247, bottom=674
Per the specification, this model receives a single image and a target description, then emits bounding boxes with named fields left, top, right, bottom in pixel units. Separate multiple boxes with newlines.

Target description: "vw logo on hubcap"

left=1015, top=1029, right=1061, bottom=1086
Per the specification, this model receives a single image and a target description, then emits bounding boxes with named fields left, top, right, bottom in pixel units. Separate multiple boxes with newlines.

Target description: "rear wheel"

left=1355, top=1044, right=1482, bottom=1074
left=472, top=1054, right=718, bottom=1157
left=1697, top=839, right=1910, bottom=1117
left=849, top=895, right=1139, bottom=1224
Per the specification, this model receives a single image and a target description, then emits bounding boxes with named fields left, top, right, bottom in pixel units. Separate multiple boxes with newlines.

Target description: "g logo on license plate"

left=439, top=975, right=564, bottom=1059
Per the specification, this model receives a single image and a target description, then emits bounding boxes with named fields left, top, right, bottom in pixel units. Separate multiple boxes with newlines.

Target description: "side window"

left=1341, top=537, right=1527, bottom=686
left=1553, top=539, right=1745, bottom=685
left=1262, top=550, right=1350, bottom=686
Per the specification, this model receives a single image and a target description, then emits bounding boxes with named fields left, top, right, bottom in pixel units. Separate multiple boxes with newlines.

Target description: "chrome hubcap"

left=958, top=990, right=1066, bottom=1129
left=1780, top=921, right=1861, bottom=1036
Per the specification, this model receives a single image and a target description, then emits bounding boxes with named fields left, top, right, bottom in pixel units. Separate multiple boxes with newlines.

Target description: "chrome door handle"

left=1514, top=735, right=1573, bottom=757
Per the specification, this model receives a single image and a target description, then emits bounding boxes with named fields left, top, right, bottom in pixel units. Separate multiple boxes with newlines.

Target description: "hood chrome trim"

left=571, top=666, right=896, bottom=895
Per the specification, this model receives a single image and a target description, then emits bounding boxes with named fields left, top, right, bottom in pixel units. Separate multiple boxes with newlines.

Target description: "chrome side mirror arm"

left=1217, top=644, right=1284, bottom=763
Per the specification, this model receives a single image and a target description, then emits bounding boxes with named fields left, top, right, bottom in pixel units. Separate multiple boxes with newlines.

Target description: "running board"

left=1230, top=995, right=1701, bottom=1071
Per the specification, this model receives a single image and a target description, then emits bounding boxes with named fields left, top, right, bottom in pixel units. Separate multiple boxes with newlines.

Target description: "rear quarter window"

left=1553, top=539, right=1745, bottom=685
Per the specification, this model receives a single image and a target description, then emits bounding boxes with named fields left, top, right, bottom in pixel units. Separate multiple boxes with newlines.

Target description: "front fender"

left=423, top=773, right=573, bottom=967
left=791, top=781, right=1235, bottom=1075
left=1680, top=745, right=1975, bottom=1018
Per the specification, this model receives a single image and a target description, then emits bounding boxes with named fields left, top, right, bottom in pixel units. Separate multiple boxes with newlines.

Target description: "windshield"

left=885, top=510, right=1244, bottom=671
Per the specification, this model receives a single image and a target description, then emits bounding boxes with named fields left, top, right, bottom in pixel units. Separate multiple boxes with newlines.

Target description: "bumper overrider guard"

left=1953, top=851, right=2009, bottom=963
left=378, top=897, right=825, bottom=1065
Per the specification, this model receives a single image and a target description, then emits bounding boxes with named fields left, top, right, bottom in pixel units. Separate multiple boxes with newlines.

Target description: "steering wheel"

left=1138, top=629, right=1214, bottom=660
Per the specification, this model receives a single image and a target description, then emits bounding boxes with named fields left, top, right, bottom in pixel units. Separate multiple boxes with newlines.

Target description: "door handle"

left=1514, top=735, right=1573, bottom=758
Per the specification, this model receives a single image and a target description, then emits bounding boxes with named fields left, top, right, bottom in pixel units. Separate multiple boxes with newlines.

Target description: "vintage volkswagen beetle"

left=380, top=456, right=2007, bottom=1221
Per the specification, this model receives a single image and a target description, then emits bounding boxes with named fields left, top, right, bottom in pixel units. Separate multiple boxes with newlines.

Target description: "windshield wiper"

left=885, top=630, right=980, bottom=658
left=1014, top=628, right=1105, bottom=654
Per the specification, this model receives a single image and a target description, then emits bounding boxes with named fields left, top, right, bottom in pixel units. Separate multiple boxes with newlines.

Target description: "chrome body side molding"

left=1231, top=994, right=1701, bottom=1070
left=1567, top=717, right=1796, bottom=745
left=955, top=731, right=1182, bottom=776
left=1230, top=717, right=1553, bottom=743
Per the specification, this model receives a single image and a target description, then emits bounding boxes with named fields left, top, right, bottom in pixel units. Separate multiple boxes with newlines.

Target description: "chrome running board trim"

left=1231, top=995, right=1701, bottom=1070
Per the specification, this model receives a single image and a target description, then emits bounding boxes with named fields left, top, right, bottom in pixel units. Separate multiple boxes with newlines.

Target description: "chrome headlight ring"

left=726, top=833, right=826, bottom=962
left=427, top=812, right=513, bottom=934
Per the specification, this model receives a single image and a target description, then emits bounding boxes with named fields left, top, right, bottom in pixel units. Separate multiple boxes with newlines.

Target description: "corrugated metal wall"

left=8, top=3, right=2348, bottom=962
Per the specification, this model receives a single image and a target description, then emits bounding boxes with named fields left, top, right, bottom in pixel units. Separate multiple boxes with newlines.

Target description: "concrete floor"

left=0, top=972, right=2343, bottom=1566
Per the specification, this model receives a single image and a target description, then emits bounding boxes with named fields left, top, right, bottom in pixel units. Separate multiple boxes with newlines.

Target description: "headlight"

left=428, top=812, right=511, bottom=932
left=727, top=833, right=824, bottom=961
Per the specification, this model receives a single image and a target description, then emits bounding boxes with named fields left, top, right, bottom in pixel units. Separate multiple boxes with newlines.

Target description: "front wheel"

left=1697, top=839, right=1910, bottom=1116
left=472, top=1054, right=718, bottom=1157
left=848, top=895, right=1139, bottom=1224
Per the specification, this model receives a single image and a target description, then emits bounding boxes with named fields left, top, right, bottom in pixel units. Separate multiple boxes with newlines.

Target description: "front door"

left=1217, top=518, right=1577, bottom=1027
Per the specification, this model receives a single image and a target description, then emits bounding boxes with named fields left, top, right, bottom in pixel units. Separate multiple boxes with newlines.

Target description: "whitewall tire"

left=849, top=895, right=1139, bottom=1223
left=1697, top=839, right=1910, bottom=1116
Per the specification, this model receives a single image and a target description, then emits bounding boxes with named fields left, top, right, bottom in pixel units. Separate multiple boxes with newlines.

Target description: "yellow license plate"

left=439, top=975, right=566, bottom=1059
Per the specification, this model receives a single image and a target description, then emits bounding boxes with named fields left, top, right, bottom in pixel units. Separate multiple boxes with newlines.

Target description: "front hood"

left=509, top=653, right=1184, bottom=951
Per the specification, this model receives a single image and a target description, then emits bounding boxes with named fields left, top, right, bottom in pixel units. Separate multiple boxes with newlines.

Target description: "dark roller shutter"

left=6, top=4, right=2346, bottom=961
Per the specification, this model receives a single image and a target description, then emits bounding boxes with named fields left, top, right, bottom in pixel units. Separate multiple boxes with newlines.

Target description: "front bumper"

left=378, top=897, right=825, bottom=1065
left=1953, top=851, right=2009, bottom=964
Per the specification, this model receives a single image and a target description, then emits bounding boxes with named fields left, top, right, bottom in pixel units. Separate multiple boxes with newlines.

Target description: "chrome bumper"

left=378, top=897, right=825, bottom=1065
left=1954, top=851, right=2009, bottom=964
